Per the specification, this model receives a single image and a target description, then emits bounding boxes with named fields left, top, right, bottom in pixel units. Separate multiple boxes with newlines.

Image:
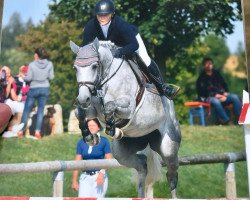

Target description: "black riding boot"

left=148, top=60, right=180, bottom=100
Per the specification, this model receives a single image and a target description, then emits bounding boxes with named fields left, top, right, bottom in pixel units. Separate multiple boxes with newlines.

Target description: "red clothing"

left=20, top=84, right=30, bottom=101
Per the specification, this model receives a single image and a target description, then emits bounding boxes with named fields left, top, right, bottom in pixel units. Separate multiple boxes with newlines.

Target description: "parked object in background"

left=68, top=109, right=81, bottom=134
left=184, top=101, right=210, bottom=126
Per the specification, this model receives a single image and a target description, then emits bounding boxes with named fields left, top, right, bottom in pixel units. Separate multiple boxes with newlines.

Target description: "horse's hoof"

left=85, top=134, right=100, bottom=146
left=111, top=128, right=124, bottom=140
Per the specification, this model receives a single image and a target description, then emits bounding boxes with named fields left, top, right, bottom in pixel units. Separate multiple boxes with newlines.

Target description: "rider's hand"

left=110, top=48, right=122, bottom=58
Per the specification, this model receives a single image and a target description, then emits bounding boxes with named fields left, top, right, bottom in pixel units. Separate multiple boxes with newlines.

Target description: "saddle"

left=126, top=55, right=159, bottom=97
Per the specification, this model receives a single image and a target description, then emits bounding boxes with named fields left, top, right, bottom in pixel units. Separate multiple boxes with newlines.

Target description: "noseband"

left=75, top=46, right=125, bottom=106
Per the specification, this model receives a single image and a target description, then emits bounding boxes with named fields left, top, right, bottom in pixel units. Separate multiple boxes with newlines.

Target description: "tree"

left=1, top=12, right=28, bottom=49
left=48, top=0, right=241, bottom=72
left=17, top=0, right=243, bottom=126
left=17, top=20, right=82, bottom=129
left=0, top=12, right=34, bottom=73
left=203, top=34, right=230, bottom=70
left=0, top=49, right=31, bottom=74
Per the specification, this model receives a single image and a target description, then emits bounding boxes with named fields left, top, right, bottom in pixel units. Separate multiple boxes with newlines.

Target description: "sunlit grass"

left=0, top=125, right=247, bottom=198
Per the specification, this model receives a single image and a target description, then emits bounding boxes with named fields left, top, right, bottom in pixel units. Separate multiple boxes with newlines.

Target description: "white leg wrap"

left=111, top=128, right=124, bottom=140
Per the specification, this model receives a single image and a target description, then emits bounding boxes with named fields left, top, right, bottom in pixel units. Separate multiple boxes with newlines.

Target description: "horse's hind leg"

left=159, top=131, right=180, bottom=198
left=112, top=138, right=148, bottom=198
left=166, top=156, right=179, bottom=198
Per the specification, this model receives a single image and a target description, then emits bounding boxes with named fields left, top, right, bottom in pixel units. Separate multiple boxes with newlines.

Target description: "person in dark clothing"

left=83, top=0, right=180, bottom=100
left=196, top=57, right=242, bottom=124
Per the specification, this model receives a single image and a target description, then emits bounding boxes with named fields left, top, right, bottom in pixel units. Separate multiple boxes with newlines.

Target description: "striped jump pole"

left=0, top=197, right=248, bottom=200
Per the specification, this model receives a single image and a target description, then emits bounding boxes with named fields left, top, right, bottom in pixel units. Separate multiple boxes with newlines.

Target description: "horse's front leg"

left=104, top=97, right=131, bottom=139
left=76, top=106, right=99, bottom=146
left=103, top=101, right=117, bottom=137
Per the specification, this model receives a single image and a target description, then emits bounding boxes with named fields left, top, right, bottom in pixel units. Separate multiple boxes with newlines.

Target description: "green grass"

left=0, top=125, right=248, bottom=198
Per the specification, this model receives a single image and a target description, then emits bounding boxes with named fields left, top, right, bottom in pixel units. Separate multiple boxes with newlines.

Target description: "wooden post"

left=52, top=171, right=64, bottom=197
left=224, top=163, right=237, bottom=199
left=0, top=0, right=4, bottom=54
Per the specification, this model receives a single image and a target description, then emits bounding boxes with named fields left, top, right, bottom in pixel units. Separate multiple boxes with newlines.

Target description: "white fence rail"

left=0, top=152, right=246, bottom=199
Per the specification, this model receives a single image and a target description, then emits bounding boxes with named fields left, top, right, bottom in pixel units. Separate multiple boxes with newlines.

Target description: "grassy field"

left=0, top=125, right=248, bottom=198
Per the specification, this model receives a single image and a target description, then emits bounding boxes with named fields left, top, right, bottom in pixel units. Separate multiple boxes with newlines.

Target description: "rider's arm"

left=114, top=16, right=139, bottom=57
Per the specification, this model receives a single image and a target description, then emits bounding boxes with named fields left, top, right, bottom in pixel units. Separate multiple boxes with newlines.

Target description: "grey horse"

left=70, top=38, right=181, bottom=198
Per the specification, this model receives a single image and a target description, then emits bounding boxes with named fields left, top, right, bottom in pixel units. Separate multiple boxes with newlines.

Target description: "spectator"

left=0, top=66, right=24, bottom=138
left=196, top=57, right=242, bottom=125
left=72, top=118, right=112, bottom=197
left=14, top=65, right=30, bottom=103
left=18, top=47, right=54, bottom=139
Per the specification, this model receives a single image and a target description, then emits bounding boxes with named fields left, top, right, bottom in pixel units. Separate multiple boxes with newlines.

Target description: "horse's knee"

left=104, top=101, right=116, bottom=115
left=114, top=96, right=130, bottom=108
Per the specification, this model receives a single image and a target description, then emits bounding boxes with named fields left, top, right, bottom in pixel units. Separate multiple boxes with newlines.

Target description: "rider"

left=78, top=0, right=180, bottom=140
left=83, top=0, right=180, bottom=100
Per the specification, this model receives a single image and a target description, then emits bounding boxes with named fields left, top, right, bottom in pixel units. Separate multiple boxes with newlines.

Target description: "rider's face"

left=97, top=14, right=112, bottom=25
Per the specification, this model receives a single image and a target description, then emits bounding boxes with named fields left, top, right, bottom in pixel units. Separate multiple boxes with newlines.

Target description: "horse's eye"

left=92, top=64, right=98, bottom=69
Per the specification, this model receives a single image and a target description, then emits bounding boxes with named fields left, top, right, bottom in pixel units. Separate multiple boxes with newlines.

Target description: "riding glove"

left=110, top=48, right=123, bottom=58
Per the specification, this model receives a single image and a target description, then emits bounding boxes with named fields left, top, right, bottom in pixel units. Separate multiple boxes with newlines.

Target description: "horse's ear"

left=70, top=40, right=80, bottom=54
left=92, top=37, right=100, bottom=51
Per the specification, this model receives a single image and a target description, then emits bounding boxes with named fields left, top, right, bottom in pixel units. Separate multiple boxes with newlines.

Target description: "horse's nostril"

left=86, top=97, right=90, bottom=104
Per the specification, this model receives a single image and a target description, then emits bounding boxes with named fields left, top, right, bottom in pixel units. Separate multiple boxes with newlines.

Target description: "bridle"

left=75, top=47, right=124, bottom=99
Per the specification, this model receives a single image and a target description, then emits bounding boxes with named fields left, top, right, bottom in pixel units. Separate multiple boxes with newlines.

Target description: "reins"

left=76, top=49, right=125, bottom=97
left=99, top=57, right=125, bottom=88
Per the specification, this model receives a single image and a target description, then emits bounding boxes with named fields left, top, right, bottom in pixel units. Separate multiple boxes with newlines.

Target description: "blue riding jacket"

left=83, top=15, right=139, bottom=57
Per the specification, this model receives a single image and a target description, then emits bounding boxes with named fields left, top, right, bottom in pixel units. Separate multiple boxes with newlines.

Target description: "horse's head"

left=70, top=38, right=113, bottom=108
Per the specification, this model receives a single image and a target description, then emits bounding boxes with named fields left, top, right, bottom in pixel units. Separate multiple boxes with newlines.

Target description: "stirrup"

left=165, top=84, right=180, bottom=100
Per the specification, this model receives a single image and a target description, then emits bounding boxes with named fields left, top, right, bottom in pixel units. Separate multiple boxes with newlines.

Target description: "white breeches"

left=78, top=172, right=108, bottom=197
left=135, top=33, right=151, bottom=67
left=4, top=98, right=24, bottom=115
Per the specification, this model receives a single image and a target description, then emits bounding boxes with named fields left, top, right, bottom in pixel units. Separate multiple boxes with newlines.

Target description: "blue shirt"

left=76, top=136, right=111, bottom=160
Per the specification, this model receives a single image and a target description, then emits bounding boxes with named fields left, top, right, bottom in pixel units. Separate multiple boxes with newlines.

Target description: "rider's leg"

left=135, top=33, right=180, bottom=100
left=148, top=61, right=180, bottom=100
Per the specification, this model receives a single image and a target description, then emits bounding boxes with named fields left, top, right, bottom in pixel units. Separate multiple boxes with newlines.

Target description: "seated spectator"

left=14, top=65, right=30, bottom=103
left=0, top=66, right=24, bottom=137
left=72, top=118, right=112, bottom=197
left=196, top=57, right=242, bottom=125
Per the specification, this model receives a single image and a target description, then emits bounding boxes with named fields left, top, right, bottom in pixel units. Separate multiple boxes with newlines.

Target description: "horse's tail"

left=143, top=145, right=162, bottom=198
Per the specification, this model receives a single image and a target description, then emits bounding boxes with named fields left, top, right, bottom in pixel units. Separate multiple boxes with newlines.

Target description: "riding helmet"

left=95, top=0, right=115, bottom=15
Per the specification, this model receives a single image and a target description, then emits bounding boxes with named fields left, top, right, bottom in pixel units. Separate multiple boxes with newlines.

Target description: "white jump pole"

left=239, top=90, right=250, bottom=196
